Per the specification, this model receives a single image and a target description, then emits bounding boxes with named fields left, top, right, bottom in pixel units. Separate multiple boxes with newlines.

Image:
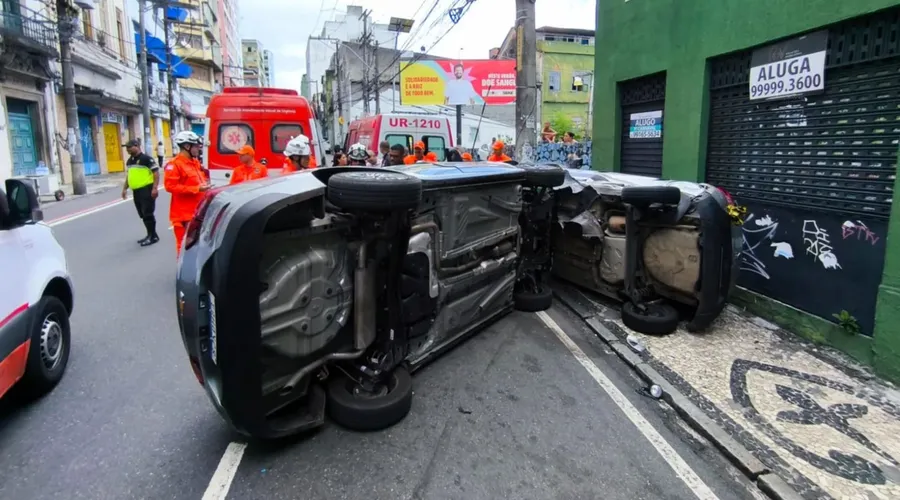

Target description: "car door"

left=0, top=213, right=32, bottom=397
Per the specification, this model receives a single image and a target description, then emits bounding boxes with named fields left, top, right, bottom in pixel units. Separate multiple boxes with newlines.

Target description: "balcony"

left=201, top=1, right=218, bottom=41
left=0, top=4, right=58, bottom=57
left=175, top=45, right=223, bottom=71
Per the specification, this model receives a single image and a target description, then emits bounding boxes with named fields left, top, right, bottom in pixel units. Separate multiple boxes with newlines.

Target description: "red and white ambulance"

left=344, top=113, right=455, bottom=160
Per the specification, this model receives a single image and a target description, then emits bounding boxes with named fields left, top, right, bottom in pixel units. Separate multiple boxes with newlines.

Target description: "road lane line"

left=47, top=198, right=130, bottom=226
left=202, top=441, right=247, bottom=500
left=535, top=311, right=720, bottom=500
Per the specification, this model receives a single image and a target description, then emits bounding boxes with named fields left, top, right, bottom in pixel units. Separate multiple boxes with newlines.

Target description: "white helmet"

left=283, top=134, right=311, bottom=157
left=174, top=130, right=202, bottom=147
left=347, top=143, right=368, bottom=161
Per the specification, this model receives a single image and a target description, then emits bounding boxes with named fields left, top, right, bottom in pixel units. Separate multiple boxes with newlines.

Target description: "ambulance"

left=344, top=113, right=455, bottom=160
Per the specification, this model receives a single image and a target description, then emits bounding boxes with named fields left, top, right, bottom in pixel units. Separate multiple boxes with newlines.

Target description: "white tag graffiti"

left=771, top=242, right=794, bottom=259
left=741, top=214, right=793, bottom=279
left=802, top=220, right=841, bottom=270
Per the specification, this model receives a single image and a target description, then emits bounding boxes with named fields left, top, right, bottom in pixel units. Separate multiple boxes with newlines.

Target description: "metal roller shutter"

left=620, top=73, right=666, bottom=177
left=706, top=9, right=900, bottom=335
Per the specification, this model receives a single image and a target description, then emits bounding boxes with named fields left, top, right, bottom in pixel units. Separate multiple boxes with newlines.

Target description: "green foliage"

left=548, top=112, right=576, bottom=139
left=832, top=310, right=861, bottom=336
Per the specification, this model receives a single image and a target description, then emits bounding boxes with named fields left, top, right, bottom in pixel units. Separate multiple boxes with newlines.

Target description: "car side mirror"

left=4, top=178, right=43, bottom=226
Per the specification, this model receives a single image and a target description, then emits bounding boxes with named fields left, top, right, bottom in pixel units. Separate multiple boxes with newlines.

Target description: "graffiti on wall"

left=737, top=204, right=887, bottom=336
left=802, top=220, right=841, bottom=270
left=741, top=213, right=794, bottom=280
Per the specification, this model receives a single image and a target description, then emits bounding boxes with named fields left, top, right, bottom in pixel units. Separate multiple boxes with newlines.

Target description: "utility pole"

left=56, top=0, right=86, bottom=195
left=162, top=5, right=177, bottom=132
left=335, top=41, right=344, bottom=138
left=373, top=41, right=380, bottom=115
left=359, top=9, right=371, bottom=115
left=514, top=0, right=537, bottom=160
left=138, top=0, right=153, bottom=147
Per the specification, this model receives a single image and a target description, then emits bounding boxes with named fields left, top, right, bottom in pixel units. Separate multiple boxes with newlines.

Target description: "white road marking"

left=47, top=198, right=130, bottom=226
left=535, top=311, right=721, bottom=500
left=201, top=441, right=247, bottom=500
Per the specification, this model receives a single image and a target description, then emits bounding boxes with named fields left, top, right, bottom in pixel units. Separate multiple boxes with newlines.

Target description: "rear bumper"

left=176, top=193, right=329, bottom=439
left=687, top=193, right=739, bottom=332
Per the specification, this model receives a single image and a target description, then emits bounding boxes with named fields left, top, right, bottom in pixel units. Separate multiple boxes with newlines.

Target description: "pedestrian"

left=425, top=151, right=438, bottom=162
left=404, top=141, right=426, bottom=164
left=331, top=146, right=344, bottom=166
left=282, top=134, right=315, bottom=174
left=229, top=145, right=268, bottom=185
left=461, top=152, right=473, bottom=161
left=282, top=134, right=314, bottom=172
left=487, top=140, right=512, bottom=162
left=388, top=144, right=406, bottom=165
left=164, top=131, right=209, bottom=257
left=156, top=140, right=166, bottom=166
left=378, top=140, right=391, bottom=166
left=347, top=143, right=369, bottom=166
left=446, top=149, right=463, bottom=162
left=120, top=139, right=160, bottom=247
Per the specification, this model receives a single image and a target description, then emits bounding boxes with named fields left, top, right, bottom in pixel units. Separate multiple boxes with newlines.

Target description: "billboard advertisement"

left=399, top=60, right=516, bottom=106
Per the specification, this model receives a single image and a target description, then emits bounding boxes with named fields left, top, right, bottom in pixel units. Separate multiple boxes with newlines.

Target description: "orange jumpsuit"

left=403, top=154, right=425, bottom=165
left=425, top=152, right=438, bottom=162
left=488, top=153, right=512, bottom=162
left=164, top=155, right=208, bottom=256
left=229, top=162, right=268, bottom=185
left=281, top=155, right=317, bottom=174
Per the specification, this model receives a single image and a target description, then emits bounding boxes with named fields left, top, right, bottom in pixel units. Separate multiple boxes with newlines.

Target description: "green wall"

left=540, top=41, right=594, bottom=134
left=591, top=0, right=900, bottom=381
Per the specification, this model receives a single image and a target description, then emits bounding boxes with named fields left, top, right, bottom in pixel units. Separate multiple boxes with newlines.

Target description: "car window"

left=424, top=136, right=446, bottom=160
left=217, top=123, right=254, bottom=154
left=271, top=124, right=304, bottom=153
left=386, top=134, right=412, bottom=152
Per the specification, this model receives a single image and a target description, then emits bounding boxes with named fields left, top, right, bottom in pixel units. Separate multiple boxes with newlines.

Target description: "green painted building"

left=497, top=27, right=595, bottom=136
left=591, top=1, right=900, bottom=380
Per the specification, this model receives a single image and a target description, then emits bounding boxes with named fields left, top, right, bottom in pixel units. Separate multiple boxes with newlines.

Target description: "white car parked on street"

left=0, top=179, right=74, bottom=400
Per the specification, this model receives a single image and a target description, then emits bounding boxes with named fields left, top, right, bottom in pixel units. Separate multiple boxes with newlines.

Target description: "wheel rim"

left=40, top=313, right=64, bottom=371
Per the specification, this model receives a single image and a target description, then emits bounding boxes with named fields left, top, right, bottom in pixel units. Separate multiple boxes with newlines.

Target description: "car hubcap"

left=40, top=314, right=64, bottom=371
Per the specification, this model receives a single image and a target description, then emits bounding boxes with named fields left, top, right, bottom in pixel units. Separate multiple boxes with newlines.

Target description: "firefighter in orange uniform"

left=461, top=152, right=473, bottom=161
left=229, top=145, right=268, bottom=185
left=164, top=131, right=209, bottom=256
left=281, top=134, right=317, bottom=174
left=403, top=141, right=427, bottom=164
left=487, top=141, right=512, bottom=162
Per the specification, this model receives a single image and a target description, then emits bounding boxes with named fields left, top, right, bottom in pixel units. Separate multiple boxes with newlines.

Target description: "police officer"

left=121, top=138, right=160, bottom=246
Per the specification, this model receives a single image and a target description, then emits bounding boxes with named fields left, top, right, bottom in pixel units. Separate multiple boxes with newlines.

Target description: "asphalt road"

left=0, top=188, right=763, bottom=500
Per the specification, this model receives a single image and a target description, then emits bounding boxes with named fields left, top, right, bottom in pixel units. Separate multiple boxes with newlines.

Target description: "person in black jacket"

left=120, top=139, right=160, bottom=246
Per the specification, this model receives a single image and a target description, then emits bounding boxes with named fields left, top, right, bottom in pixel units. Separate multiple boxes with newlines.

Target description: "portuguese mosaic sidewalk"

left=553, top=282, right=900, bottom=500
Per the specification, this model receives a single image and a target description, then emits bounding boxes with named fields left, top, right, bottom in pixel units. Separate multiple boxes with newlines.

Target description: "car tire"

left=18, top=296, right=70, bottom=397
left=326, top=366, right=413, bottom=432
left=514, top=284, right=553, bottom=312
left=521, top=164, right=566, bottom=187
left=621, top=301, right=678, bottom=336
left=621, top=186, right=681, bottom=206
left=327, top=171, right=422, bottom=212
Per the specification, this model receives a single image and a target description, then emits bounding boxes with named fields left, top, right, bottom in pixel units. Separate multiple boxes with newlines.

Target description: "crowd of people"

left=121, top=131, right=522, bottom=256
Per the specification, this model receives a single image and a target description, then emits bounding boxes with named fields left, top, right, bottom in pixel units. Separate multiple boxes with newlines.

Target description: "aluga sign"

left=749, top=30, right=828, bottom=101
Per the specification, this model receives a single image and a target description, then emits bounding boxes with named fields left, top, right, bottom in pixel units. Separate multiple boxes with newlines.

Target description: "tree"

left=548, top=112, right=575, bottom=140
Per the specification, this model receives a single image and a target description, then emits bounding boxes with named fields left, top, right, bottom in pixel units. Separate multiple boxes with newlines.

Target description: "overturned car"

left=174, top=162, right=739, bottom=439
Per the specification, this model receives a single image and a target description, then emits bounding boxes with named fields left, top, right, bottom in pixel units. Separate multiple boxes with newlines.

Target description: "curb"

left=552, top=285, right=804, bottom=500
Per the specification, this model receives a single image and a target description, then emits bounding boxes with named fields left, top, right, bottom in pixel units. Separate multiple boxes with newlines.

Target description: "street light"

left=386, top=16, right=414, bottom=111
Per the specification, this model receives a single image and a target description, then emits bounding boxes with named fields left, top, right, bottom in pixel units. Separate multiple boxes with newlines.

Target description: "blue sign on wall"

left=629, top=110, right=663, bottom=139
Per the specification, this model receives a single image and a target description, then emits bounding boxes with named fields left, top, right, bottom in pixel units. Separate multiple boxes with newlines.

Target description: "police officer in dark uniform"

left=120, top=139, right=160, bottom=246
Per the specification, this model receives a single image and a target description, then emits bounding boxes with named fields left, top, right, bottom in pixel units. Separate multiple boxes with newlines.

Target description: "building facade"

left=592, top=0, right=900, bottom=379
left=218, top=0, right=240, bottom=87
left=241, top=38, right=267, bottom=86
left=171, top=0, right=222, bottom=126
left=262, top=48, right=273, bottom=87
left=497, top=26, right=595, bottom=137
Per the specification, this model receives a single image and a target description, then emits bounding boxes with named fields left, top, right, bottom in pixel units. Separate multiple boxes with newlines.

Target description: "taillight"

left=183, top=187, right=227, bottom=251
left=717, top=187, right=735, bottom=206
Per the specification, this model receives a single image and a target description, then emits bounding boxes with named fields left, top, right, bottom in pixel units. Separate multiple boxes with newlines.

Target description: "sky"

left=238, top=0, right=597, bottom=91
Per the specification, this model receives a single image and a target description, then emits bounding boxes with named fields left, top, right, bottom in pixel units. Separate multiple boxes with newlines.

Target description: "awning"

left=165, top=7, right=189, bottom=23
left=158, top=54, right=193, bottom=79
left=132, top=29, right=166, bottom=63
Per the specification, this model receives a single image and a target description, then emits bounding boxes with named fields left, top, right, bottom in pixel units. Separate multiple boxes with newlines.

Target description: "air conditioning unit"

left=73, top=0, right=96, bottom=10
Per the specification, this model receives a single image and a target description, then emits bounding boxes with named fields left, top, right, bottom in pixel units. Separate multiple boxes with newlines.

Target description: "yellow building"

left=174, top=0, right=223, bottom=94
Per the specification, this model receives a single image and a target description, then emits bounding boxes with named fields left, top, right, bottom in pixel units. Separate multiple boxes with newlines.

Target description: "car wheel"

left=521, top=164, right=566, bottom=187
left=326, top=366, right=413, bottom=431
left=514, top=284, right=553, bottom=312
left=19, top=296, right=70, bottom=397
left=621, top=301, right=678, bottom=336
left=621, top=186, right=681, bottom=206
left=327, top=171, right=422, bottom=212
